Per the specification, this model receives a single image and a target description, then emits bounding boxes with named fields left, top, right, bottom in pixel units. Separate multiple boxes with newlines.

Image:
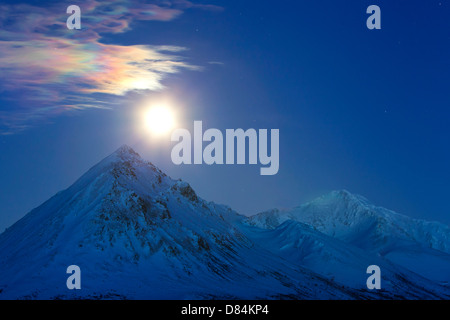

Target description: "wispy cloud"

left=0, top=0, right=220, bottom=134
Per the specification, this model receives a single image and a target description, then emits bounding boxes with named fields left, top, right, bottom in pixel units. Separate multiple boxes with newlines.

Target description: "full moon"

left=145, top=104, right=176, bottom=136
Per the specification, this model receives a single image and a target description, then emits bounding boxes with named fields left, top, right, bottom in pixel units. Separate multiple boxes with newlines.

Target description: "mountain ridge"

left=0, top=145, right=449, bottom=299
left=247, top=189, right=450, bottom=254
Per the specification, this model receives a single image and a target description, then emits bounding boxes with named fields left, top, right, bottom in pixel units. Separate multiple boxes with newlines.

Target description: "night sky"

left=0, top=0, right=449, bottom=231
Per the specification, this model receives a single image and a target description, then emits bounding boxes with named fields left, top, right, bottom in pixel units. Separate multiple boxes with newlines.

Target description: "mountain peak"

left=332, top=189, right=353, bottom=197
left=318, top=189, right=372, bottom=208
left=114, top=144, right=140, bottom=158
left=107, top=144, right=144, bottom=165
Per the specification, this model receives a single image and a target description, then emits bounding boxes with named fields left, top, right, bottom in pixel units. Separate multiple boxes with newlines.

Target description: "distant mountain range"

left=0, top=145, right=449, bottom=299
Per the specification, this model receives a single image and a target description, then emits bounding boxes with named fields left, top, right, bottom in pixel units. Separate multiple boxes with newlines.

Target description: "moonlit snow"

left=0, top=146, right=449, bottom=299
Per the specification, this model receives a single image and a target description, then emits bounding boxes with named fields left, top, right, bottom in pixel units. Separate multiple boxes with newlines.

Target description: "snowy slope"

left=247, top=190, right=450, bottom=284
left=0, top=146, right=363, bottom=299
left=241, top=220, right=450, bottom=297
left=0, top=147, right=449, bottom=299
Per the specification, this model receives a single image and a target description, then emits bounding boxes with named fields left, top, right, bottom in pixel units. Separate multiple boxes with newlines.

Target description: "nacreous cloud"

left=0, top=0, right=219, bottom=134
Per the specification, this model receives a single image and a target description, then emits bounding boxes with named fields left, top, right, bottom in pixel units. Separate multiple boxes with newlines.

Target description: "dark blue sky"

left=0, top=0, right=449, bottom=231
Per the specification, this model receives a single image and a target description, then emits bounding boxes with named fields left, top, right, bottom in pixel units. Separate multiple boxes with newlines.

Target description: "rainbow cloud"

left=0, top=0, right=220, bottom=134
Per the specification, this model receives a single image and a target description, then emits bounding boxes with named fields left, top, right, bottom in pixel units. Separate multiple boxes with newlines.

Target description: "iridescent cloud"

left=0, top=0, right=219, bottom=134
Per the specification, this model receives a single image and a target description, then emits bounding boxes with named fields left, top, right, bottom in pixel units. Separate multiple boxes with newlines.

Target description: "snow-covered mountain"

left=0, top=146, right=449, bottom=299
left=247, top=190, right=450, bottom=285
